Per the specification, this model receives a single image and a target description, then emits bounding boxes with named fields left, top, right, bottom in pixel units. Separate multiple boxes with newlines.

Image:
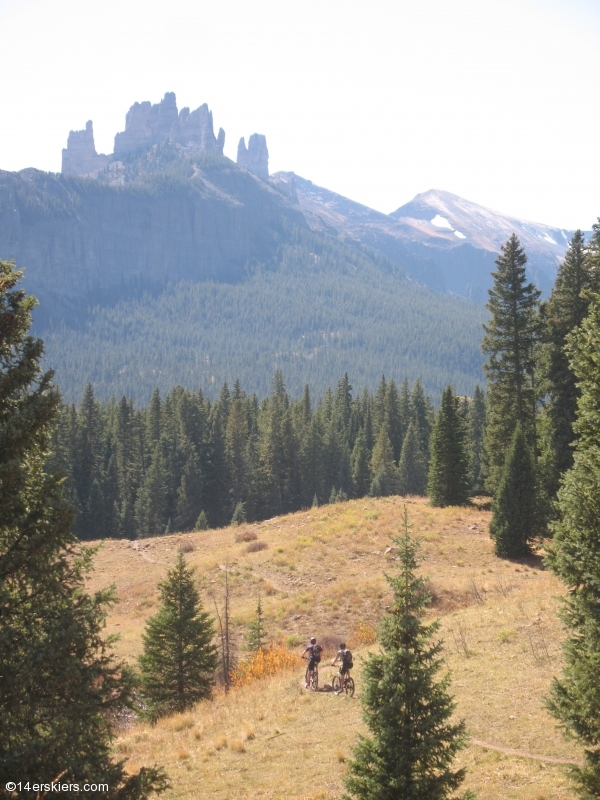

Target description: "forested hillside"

left=43, top=228, right=486, bottom=403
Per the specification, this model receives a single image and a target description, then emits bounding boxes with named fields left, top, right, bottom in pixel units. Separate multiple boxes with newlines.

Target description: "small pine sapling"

left=245, top=592, right=267, bottom=652
left=344, top=507, right=472, bottom=800
left=139, top=552, right=218, bottom=719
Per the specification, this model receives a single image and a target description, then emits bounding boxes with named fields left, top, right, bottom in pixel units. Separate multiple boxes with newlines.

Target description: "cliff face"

left=0, top=158, right=304, bottom=327
left=62, top=93, right=227, bottom=177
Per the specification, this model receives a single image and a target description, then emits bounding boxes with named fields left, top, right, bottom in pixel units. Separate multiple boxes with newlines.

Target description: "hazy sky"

left=1, top=0, right=598, bottom=229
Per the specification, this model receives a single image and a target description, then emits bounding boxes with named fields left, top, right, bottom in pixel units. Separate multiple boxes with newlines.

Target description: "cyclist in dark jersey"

left=331, top=642, right=353, bottom=694
left=301, top=637, right=322, bottom=687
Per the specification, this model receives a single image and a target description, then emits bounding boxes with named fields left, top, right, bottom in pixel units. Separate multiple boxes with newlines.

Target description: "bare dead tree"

left=213, top=562, right=236, bottom=692
left=469, top=580, right=485, bottom=604
left=450, top=621, right=470, bottom=656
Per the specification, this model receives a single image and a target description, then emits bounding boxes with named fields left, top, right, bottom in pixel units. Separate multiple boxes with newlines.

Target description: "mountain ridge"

left=273, top=173, right=575, bottom=301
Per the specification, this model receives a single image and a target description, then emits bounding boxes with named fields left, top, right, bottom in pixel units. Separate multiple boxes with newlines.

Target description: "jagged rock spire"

left=237, top=134, right=269, bottom=180
left=62, top=121, right=110, bottom=176
left=62, top=93, right=226, bottom=176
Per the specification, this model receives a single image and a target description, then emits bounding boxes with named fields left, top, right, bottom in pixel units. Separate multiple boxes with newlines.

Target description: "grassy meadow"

left=86, top=497, right=581, bottom=799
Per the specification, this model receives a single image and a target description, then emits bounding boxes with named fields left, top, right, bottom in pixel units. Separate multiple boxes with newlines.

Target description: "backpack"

left=312, top=644, right=323, bottom=662
left=342, top=648, right=353, bottom=668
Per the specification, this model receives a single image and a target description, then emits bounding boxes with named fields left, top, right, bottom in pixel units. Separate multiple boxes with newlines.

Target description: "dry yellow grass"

left=87, top=496, right=581, bottom=799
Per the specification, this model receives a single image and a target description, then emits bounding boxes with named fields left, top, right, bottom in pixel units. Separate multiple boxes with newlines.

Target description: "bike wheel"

left=345, top=676, right=355, bottom=697
left=311, top=669, right=319, bottom=691
left=332, top=674, right=341, bottom=693
left=305, top=666, right=311, bottom=688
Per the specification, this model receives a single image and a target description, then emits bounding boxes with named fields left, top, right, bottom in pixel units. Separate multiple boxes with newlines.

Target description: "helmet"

left=310, top=637, right=316, bottom=644
left=340, top=642, right=346, bottom=649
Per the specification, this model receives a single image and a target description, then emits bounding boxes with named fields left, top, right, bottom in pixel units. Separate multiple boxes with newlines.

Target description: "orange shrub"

left=232, top=646, right=300, bottom=687
left=351, top=621, right=377, bottom=647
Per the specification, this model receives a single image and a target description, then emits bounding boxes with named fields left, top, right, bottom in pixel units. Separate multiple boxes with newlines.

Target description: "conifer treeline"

left=49, top=374, right=486, bottom=540
left=481, top=224, right=600, bottom=556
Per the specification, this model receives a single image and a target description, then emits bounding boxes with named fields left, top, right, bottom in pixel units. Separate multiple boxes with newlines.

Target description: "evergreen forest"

left=48, top=373, right=486, bottom=541
left=39, top=229, right=486, bottom=405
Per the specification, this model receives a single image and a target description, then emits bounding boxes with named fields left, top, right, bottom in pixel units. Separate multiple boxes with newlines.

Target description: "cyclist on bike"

left=301, top=637, right=322, bottom=688
left=331, top=642, right=353, bottom=694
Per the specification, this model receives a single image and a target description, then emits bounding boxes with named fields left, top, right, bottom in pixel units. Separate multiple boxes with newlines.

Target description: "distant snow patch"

left=543, top=234, right=557, bottom=245
left=454, top=230, right=466, bottom=239
left=431, top=214, right=454, bottom=230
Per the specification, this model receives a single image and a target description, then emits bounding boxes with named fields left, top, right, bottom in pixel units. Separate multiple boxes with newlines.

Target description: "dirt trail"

left=470, top=738, right=581, bottom=766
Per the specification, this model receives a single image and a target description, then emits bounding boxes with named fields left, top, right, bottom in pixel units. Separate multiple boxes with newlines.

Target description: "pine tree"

left=489, top=424, right=539, bottom=558
left=398, top=422, right=427, bottom=496
left=174, top=444, right=203, bottom=532
left=203, top=404, right=230, bottom=526
left=370, top=425, right=398, bottom=497
left=262, top=371, right=296, bottom=514
left=409, top=379, right=434, bottom=465
left=226, top=396, right=249, bottom=506
left=335, top=372, right=353, bottom=442
left=343, top=508, right=470, bottom=800
left=0, top=260, right=167, bottom=796
left=231, top=501, right=246, bottom=525
left=541, top=229, right=597, bottom=499
left=428, top=386, right=470, bottom=507
left=146, top=387, right=162, bottom=457
left=383, top=379, right=404, bottom=463
left=139, top=552, right=218, bottom=719
left=482, top=234, right=541, bottom=493
left=135, top=443, right=169, bottom=537
left=298, top=416, right=323, bottom=508
left=351, top=429, right=372, bottom=498
left=467, top=386, right=486, bottom=494
left=115, top=395, right=141, bottom=539
left=195, top=510, right=209, bottom=530
left=245, top=592, right=267, bottom=652
left=545, top=294, right=600, bottom=797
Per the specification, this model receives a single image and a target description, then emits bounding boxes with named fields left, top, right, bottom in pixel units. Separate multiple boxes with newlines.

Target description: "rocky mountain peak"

left=62, top=93, right=226, bottom=176
left=237, top=133, right=269, bottom=180
left=391, top=189, right=572, bottom=270
left=61, top=120, right=111, bottom=176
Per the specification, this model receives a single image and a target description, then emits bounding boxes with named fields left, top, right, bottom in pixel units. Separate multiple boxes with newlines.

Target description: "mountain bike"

left=332, top=670, right=354, bottom=697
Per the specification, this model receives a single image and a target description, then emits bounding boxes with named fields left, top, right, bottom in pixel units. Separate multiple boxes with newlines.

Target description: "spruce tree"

left=541, top=229, right=597, bottom=499
left=428, top=386, right=470, bottom=507
left=409, top=379, right=434, bottom=466
left=139, top=552, right=217, bottom=719
left=351, top=429, right=372, bottom=497
left=482, top=234, right=541, bottom=493
left=467, top=386, right=486, bottom=494
left=135, top=443, right=169, bottom=537
left=545, top=294, right=600, bottom=797
left=489, top=423, right=538, bottom=558
left=226, top=396, right=249, bottom=506
left=0, top=260, right=167, bottom=796
left=343, top=508, right=470, bottom=800
left=231, top=501, right=246, bottom=525
left=174, top=444, right=203, bottom=531
left=370, top=425, right=398, bottom=496
left=398, top=422, right=427, bottom=496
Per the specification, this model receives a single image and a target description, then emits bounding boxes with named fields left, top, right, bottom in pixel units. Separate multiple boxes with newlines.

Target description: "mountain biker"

left=331, top=642, right=353, bottom=694
left=301, top=637, right=323, bottom=688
